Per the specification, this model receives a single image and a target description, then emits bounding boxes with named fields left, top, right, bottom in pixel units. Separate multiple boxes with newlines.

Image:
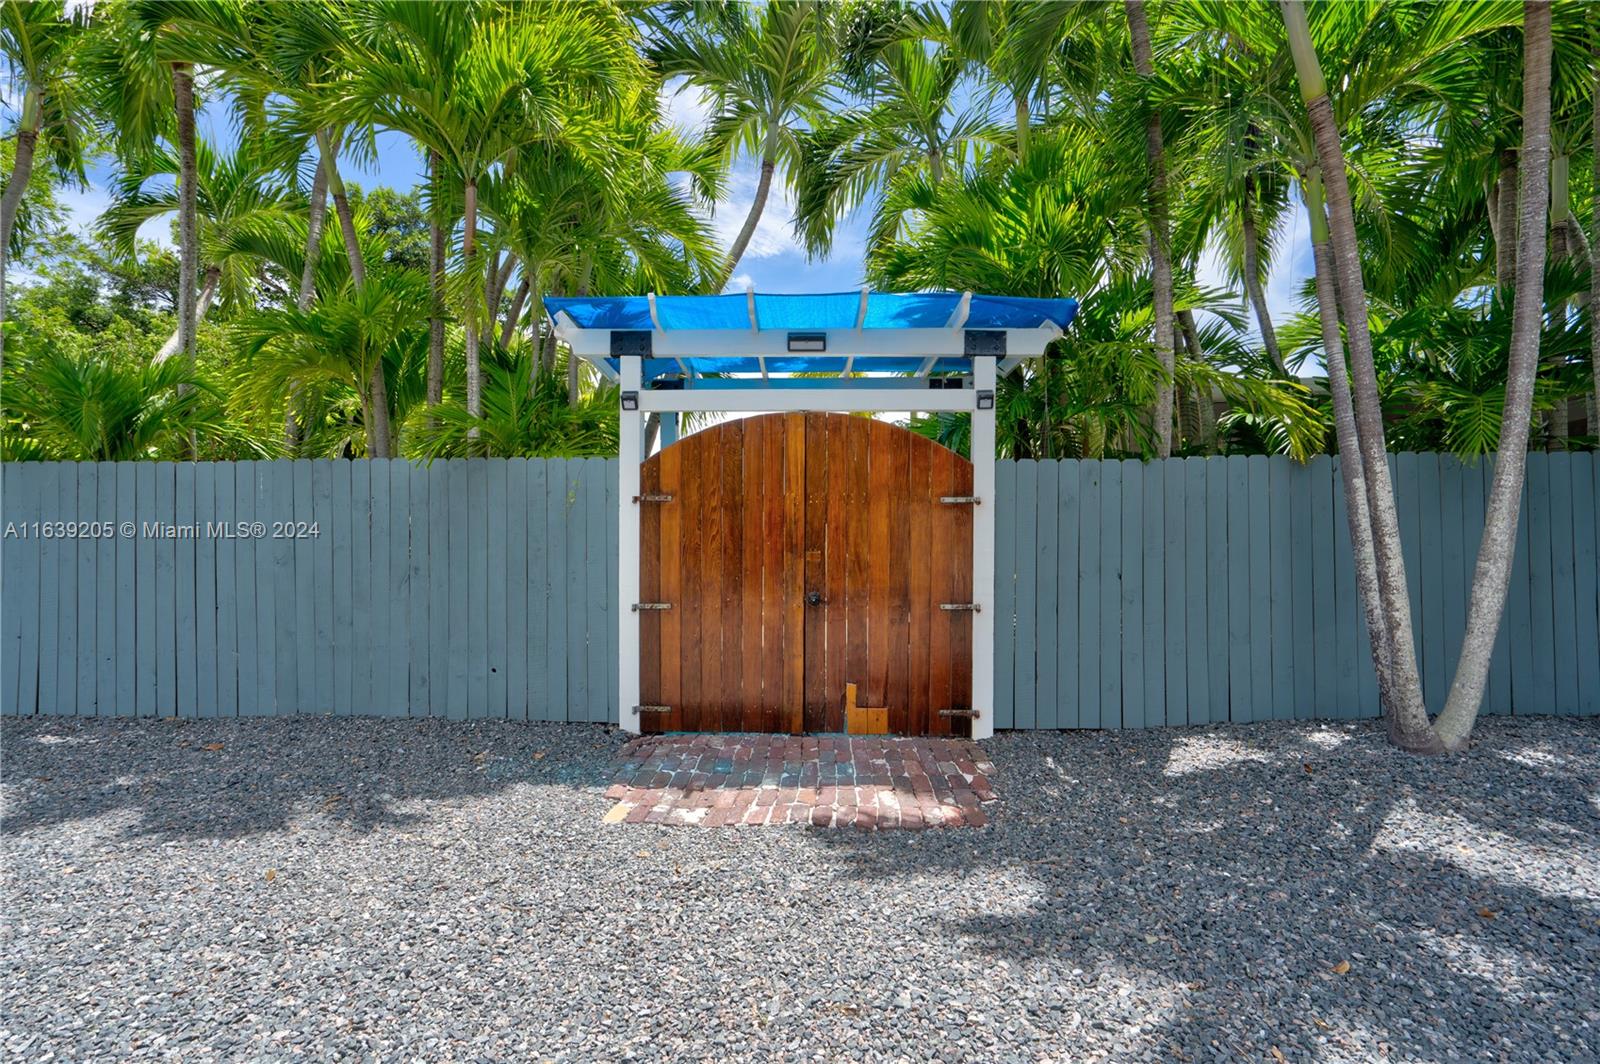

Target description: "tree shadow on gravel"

left=809, top=717, right=1600, bottom=1062
left=0, top=716, right=627, bottom=842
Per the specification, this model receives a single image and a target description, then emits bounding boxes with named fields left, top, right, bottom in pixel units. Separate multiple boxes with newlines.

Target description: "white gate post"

left=618, top=356, right=643, bottom=733
left=971, top=357, right=997, bottom=740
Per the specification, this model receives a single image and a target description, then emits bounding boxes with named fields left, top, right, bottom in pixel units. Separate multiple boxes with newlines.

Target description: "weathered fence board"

left=4, top=452, right=1595, bottom=727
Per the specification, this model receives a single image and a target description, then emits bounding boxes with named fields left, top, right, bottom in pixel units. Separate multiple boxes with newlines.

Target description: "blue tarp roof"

left=545, top=291, right=1078, bottom=333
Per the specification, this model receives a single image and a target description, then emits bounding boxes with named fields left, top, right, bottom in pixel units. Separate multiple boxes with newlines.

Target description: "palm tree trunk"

left=1496, top=148, right=1518, bottom=292
left=1434, top=0, right=1553, bottom=750
left=1241, top=178, right=1286, bottom=374
left=1592, top=32, right=1600, bottom=428
left=1013, top=94, right=1030, bottom=162
left=1281, top=0, right=1437, bottom=752
left=172, top=63, right=199, bottom=377
left=500, top=277, right=530, bottom=350
left=719, top=157, right=775, bottom=288
left=427, top=151, right=446, bottom=413
left=463, top=175, right=482, bottom=430
left=0, top=86, right=41, bottom=258
left=1303, top=163, right=1393, bottom=698
left=154, top=266, right=220, bottom=362
left=1125, top=0, right=1176, bottom=457
left=318, top=132, right=390, bottom=458
left=286, top=138, right=332, bottom=451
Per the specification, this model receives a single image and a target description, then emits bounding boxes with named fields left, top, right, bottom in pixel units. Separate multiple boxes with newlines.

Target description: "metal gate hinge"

left=939, top=495, right=981, bottom=505
left=633, top=494, right=673, bottom=503
left=632, top=602, right=673, bottom=611
left=939, top=603, right=981, bottom=612
left=634, top=705, right=672, bottom=714
left=938, top=708, right=980, bottom=718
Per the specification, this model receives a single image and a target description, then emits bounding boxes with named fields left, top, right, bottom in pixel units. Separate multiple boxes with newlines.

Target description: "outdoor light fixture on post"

left=621, top=391, right=639, bottom=411
left=787, top=332, right=826, bottom=352
left=976, top=390, right=995, bottom=410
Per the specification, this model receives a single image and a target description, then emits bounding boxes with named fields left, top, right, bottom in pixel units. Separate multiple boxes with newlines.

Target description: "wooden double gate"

left=638, top=412, right=974, bottom=736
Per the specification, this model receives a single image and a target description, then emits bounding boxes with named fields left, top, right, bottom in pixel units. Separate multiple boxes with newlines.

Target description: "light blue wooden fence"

left=1, top=458, right=619, bottom=721
left=993, top=453, right=1600, bottom=727
left=4, top=453, right=1596, bottom=726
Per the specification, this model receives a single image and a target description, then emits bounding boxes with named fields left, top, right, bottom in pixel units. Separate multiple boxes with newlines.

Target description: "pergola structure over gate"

left=547, top=289, right=1077, bottom=739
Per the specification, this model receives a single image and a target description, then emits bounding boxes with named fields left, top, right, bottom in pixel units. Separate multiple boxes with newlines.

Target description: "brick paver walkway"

left=602, top=734, right=998, bottom=829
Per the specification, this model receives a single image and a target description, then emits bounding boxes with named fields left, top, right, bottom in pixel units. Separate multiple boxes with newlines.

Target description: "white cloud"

left=659, top=77, right=713, bottom=139
left=725, top=272, right=754, bottom=293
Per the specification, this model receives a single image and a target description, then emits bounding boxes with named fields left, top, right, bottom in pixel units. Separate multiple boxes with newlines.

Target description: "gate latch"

left=633, top=493, right=673, bottom=503
left=939, top=495, right=981, bottom=504
left=938, top=708, right=980, bottom=718
left=632, top=602, right=673, bottom=611
left=634, top=705, right=671, bottom=714
left=939, top=602, right=981, bottom=612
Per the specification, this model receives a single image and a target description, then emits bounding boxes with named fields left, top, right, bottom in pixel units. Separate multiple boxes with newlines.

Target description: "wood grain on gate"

left=638, top=412, right=973, bottom=735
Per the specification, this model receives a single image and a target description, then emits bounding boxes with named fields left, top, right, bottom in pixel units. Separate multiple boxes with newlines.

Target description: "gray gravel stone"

left=2, top=715, right=1597, bottom=1062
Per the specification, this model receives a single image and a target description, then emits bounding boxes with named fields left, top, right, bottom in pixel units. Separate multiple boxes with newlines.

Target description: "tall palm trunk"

left=318, top=130, right=391, bottom=458
left=1241, top=176, right=1286, bottom=374
left=1281, top=0, right=1436, bottom=751
left=1435, top=0, right=1553, bottom=750
left=286, top=140, right=332, bottom=450
left=426, top=151, right=446, bottom=414
left=1496, top=148, right=1518, bottom=291
left=463, top=175, right=482, bottom=431
left=172, top=64, right=198, bottom=365
left=1592, top=33, right=1600, bottom=427
left=720, top=156, right=775, bottom=289
left=1303, top=164, right=1393, bottom=696
left=0, top=85, right=41, bottom=256
left=1125, top=0, right=1175, bottom=456
left=500, top=277, right=530, bottom=350
left=1013, top=94, right=1030, bottom=162
left=154, top=266, right=220, bottom=362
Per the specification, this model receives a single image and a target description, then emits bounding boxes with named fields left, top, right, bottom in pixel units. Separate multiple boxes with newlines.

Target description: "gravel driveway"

left=3, top=714, right=1597, bottom=1062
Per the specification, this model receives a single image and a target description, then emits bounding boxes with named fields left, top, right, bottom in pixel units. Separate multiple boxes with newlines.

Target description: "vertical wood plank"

left=3, top=465, right=40, bottom=714
left=783, top=416, right=806, bottom=733
left=349, top=460, right=373, bottom=716
left=1329, top=458, right=1362, bottom=718
left=292, top=461, right=317, bottom=716
left=312, top=461, right=335, bottom=715
left=1161, top=459, right=1186, bottom=728
left=1476, top=459, right=1512, bottom=714
left=1056, top=460, right=1082, bottom=731
left=1244, top=457, right=1272, bottom=721
left=565, top=459, right=591, bottom=722
left=1183, top=458, right=1208, bottom=725
left=992, top=461, right=1017, bottom=729
left=1098, top=460, right=1123, bottom=728
left=211, top=463, right=237, bottom=717
left=154, top=461, right=176, bottom=716
left=738, top=422, right=766, bottom=732
left=330, top=461, right=354, bottom=715
left=234, top=462, right=261, bottom=716
left=1415, top=452, right=1444, bottom=712
left=696, top=437, right=725, bottom=730
left=1141, top=461, right=1165, bottom=730
left=1204, top=458, right=1230, bottom=723
left=1012, top=460, right=1039, bottom=730
left=657, top=446, right=682, bottom=731
left=115, top=463, right=138, bottom=716
left=36, top=465, right=61, bottom=714
left=1394, top=452, right=1424, bottom=714
left=388, top=460, right=413, bottom=716
left=926, top=441, right=956, bottom=735
left=1506, top=459, right=1533, bottom=713
left=1267, top=458, right=1294, bottom=720
left=1439, top=455, right=1468, bottom=708
left=504, top=459, right=528, bottom=720
left=1546, top=453, right=1579, bottom=715
left=192, top=463, right=216, bottom=716
left=1525, top=453, right=1557, bottom=714
left=446, top=458, right=470, bottom=719
left=1119, top=461, right=1145, bottom=729
left=367, top=459, right=392, bottom=715
left=76, top=463, right=98, bottom=714
left=270, top=460, right=297, bottom=714
left=96, top=463, right=119, bottom=715
left=586, top=459, right=610, bottom=723
left=546, top=460, right=572, bottom=721
left=407, top=461, right=431, bottom=717
left=427, top=459, right=450, bottom=716
left=172, top=464, right=195, bottom=716
left=485, top=458, right=509, bottom=718
left=1224, top=457, right=1250, bottom=723
left=1074, top=462, right=1101, bottom=730
left=824, top=420, right=850, bottom=732
left=526, top=461, right=550, bottom=720
left=1034, top=460, right=1060, bottom=731
left=606, top=458, right=620, bottom=722
left=1569, top=453, right=1599, bottom=716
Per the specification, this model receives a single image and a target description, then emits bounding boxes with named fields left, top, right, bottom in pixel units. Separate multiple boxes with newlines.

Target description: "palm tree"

left=98, top=138, right=299, bottom=360
left=334, top=0, right=640, bottom=422
left=0, top=0, right=90, bottom=256
left=648, top=0, right=835, bottom=287
left=1434, top=0, right=1554, bottom=750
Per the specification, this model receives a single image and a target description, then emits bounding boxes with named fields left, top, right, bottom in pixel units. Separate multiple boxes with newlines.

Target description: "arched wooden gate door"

left=638, top=412, right=973, bottom=737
